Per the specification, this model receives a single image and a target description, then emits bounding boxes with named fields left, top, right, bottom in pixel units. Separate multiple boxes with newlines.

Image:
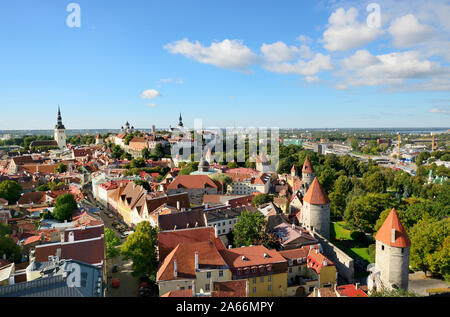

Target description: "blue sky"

left=0, top=0, right=449, bottom=130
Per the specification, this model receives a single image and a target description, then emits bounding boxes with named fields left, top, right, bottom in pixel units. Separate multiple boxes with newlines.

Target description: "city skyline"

left=1, top=0, right=450, bottom=129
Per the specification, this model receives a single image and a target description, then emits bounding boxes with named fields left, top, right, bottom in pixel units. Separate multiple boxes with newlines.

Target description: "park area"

left=330, top=221, right=375, bottom=277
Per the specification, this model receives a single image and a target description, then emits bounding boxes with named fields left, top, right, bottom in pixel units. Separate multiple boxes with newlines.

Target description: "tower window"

left=382, top=245, right=384, bottom=251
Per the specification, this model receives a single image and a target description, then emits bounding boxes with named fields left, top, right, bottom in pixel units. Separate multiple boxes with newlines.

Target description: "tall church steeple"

left=54, top=105, right=66, bottom=149
left=178, top=113, right=184, bottom=128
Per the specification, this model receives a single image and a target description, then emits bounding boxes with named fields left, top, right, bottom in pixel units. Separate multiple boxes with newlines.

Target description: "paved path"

left=408, top=272, right=450, bottom=296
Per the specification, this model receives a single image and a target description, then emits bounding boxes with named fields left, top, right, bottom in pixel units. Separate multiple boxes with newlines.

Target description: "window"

left=188, top=286, right=192, bottom=289
left=268, top=285, right=272, bottom=291
left=382, top=245, right=385, bottom=251
left=206, top=272, right=211, bottom=279
left=268, top=276, right=272, bottom=282
left=289, top=268, right=292, bottom=273
left=180, top=287, right=185, bottom=290
left=309, top=287, right=314, bottom=292
left=205, top=284, right=210, bottom=291
left=260, top=276, right=264, bottom=283
left=219, top=270, right=223, bottom=277
left=253, top=277, right=257, bottom=284
left=252, top=287, right=256, bottom=294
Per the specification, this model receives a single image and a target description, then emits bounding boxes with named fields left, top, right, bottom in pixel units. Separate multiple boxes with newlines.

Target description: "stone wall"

left=313, top=232, right=355, bottom=283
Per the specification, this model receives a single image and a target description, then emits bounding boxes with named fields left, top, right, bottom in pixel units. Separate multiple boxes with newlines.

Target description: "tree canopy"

left=0, top=180, right=22, bottom=204
left=233, top=211, right=267, bottom=248
left=52, top=194, right=77, bottom=222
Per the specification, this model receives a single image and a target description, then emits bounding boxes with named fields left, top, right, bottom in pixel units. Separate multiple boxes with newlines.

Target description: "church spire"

left=55, top=105, right=65, bottom=130
left=178, top=113, right=184, bottom=127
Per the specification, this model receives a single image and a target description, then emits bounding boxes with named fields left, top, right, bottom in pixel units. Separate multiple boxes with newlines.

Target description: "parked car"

left=112, top=264, right=118, bottom=273
left=112, top=278, right=120, bottom=288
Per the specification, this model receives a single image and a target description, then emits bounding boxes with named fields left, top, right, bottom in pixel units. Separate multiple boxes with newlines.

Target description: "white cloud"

left=322, top=7, right=383, bottom=51
left=261, top=42, right=313, bottom=63
left=429, top=107, right=450, bottom=115
left=164, top=38, right=259, bottom=71
left=388, top=14, right=435, bottom=47
left=264, top=53, right=333, bottom=76
left=147, top=103, right=157, bottom=107
left=158, top=78, right=184, bottom=84
left=297, top=35, right=312, bottom=43
left=337, top=50, right=449, bottom=90
left=140, top=89, right=161, bottom=99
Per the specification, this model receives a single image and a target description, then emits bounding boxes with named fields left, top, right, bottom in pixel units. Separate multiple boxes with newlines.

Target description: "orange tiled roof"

left=375, top=208, right=411, bottom=247
left=302, top=157, right=314, bottom=174
left=303, top=177, right=330, bottom=205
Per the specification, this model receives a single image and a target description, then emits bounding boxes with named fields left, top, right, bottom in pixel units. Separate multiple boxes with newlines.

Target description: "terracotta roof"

left=336, top=284, right=368, bottom=297
left=279, top=244, right=319, bottom=260
left=160, top=289, right=193, bottom=297
left=17, top=191, right=47, bottom=205
left=302, top=156, right=314, bottom=174
left=375, top=208, right=411, bottom=247
left=307, top=248, right=334, bottom=274
left=167, top=175, right=218, bottom=190
left=212, top=280, right=247, bottom=297
left=158, top=227, right=225, bottom=261
left=157, top=241, right=227, bottom=281
left=158, top=209, right=206, bottom=231
left=219, top=245, right=286, bottom=268
left=64, top=224, right=104, bottom=242
left=303, top=177, right=330, bottom=205
left=34, top=236, right=105, bottom=265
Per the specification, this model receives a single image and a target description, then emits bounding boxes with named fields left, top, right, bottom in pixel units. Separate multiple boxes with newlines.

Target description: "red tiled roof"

left=64, top=224, right=104, bottom=242
left=212, top=280, right=247, bottom=297
left=160, top=289, right=194, bottom=297
left=158, top=227, right=225, bottom=261
left=307, top=248, right=334, bottom=274
left=302, top=156, right=314, bottom=174
left=34, top=236, right=105, bottom=265
left=336, top=285, right=368, bottom=297
left=167, top=175, right=218, bottom=190
left=375, top=208, right=411, bottom=247
left=157, top=241, right=227, bottom=281
left=219, top=245, right=286, bottom=268
left=303, top=177, right=330, bottom=205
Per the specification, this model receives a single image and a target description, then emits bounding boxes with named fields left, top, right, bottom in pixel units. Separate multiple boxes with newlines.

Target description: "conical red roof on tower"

left=303, top=177, right=330, bottom=205
left=375, top=208, right=411, bottom=248
left=302, top=157, right=314, bottom=174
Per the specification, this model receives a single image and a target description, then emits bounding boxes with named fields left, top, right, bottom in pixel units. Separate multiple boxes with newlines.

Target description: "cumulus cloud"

left=260, top=42, right=313, bottom=63
left=263, top=53, right=333, bottom=76
left=164, top=38, right=259, bottom=71
left=429, top=107, right=450, bottom=115
left=388, top=14, right=435, bottom=47
left=337, top=50, right=449, bottom=90
left=322, top=7, right=383, bottom=51
left=140, top=89, right=161, bottom=99
left=147, top=103, right=157, bottom=107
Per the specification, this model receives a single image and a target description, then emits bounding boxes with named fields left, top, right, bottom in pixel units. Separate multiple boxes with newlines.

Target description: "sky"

left=0, top=0, right=450, bottom=130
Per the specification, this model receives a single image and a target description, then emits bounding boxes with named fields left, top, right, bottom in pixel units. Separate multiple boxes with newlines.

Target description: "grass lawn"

left=331, top=221, right=352, bottom=240
left=330, top=221, right=373, bottom=266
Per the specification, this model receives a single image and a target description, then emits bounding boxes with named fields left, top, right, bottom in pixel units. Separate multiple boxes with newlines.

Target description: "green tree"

left=54, top=163, right=67, bottom=173
left=344, top=193, right=395, bottom=233
left=52, top=194, right=77, bottom=222
left=210, top=174, right=233, bottom=194
left=252, top=194, right=273, bottom=207
left=227, top=161, right=238, bottom=169
left=370, top=288, right=420, bottom=297
left=121, top=221, right=158, bottom=279
left=362, top=171, right=387, bottom=193
left=409, top=218, right=450, bottom=281
left=0, top=236, right=22, bottom=262
left=153, top=143, right=165, bottom=159
left=141, top=148, right=151, bottom=160
left=318, top=167, right=336, bottom=193
left=105, top=228, right=121, bottom=258
left=233, top=211, right=267, bottom=247
left=0, top=180, right=22, bottom=204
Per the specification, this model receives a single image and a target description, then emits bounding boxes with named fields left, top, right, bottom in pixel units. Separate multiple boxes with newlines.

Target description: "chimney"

left=391, top=228, right=396, bottom=243
left=245, top=280, right=249, bottom=297
left=214, top=225, right=218, bottom=238
left=205, top=203, right=209, bottom=210
left=194, top=252, right=199, bottom=270
left=355, top=283, right=360, bottom=290
left=314, top=287, right=319, bottom=297
left=323, top=260, right=327, bottom=266
left=228, top=245, right=232, bottom=249
left=174, top=259, right=178, bottom=277
left=192, top=280, right=196, bottom=297
left=176, top=201, right=180, bottom=210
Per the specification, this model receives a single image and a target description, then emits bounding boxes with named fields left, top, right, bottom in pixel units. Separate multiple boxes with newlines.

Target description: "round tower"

left=374, top=208, right=411, bottom=291
left=302, top=156, right=315, bottom=188
left=54, top=105, right=66, bottom=149
left=300, top=177, right=330, bottom=239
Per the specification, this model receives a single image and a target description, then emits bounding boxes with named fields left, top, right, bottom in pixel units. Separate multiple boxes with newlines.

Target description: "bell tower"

left=54, top=105, right=66, bottom=149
